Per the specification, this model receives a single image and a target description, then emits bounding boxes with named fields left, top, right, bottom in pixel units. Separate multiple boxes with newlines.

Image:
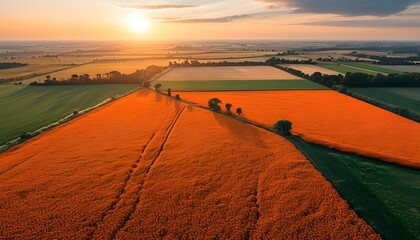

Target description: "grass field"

left=0, top=84, right=137, bottom=145
left=340, top=62, right=402, bottom=74
left=349, top=88, right=420, bottom=113
left=281, top=64, right=341, bottom=75
left=156, top=80, right=327, bottom=91
left=179, top=90, right=420, bottom=169
left=158, top=66, right=302, bottom=81
left=288, top=136, right=420, bottom=239
left=318, top=63, right=380, bottom=75
left=0, top=90, right=378, bottom=239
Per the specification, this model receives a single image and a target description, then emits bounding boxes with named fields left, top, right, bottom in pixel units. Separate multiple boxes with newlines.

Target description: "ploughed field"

left=178, top=90, right=420, bottom=169
left=0, top=90, right=378, bottom=239
left=0, top=84, right=137, bottom=146
left=155, top=66, right=327, bottom=91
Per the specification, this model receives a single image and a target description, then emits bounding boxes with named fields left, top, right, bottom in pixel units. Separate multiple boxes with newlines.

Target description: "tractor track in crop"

left=88, top=106, right=185, bottom=240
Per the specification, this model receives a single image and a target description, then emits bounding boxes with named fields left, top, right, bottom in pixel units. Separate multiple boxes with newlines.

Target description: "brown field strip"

left=0, top=89, right=378, bottom=239
left=178, top=90, right=420, bottom=169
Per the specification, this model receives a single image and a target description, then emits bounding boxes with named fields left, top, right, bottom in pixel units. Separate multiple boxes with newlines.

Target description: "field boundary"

left=150, top=89, right=420, bottom=170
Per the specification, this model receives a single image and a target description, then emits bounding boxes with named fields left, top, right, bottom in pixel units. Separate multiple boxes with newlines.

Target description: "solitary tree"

left=225, top=103, right=233, bottom=114
left=273, top=120, right=292, bottom=135
left=154, top=83, right=162, bottom=91
left=236, top=108, right=243, bottom=116
left=175, top=94, right=181, bottom=100
left=168, top=88, right=172, bottom=96
left=45, top=75, right=51, bottom=81
left=208, top=98, right=222, bottom=111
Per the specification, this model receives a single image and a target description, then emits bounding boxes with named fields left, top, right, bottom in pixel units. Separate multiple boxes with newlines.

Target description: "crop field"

left=288, top=136, right=420, bottom=239
left=22, top=59, right=171, bottom=84
left=340, top=62, right=402, bottom=74
left=158, top=66, right=302, bottom=81
left=281, top=64, right=341, bottom=75
left=0, top=84, right=137, bottom=145
left=154, top=66, right=327, bottom=91
left=178, top=90, right=420, bottom=169
left=349, top=88, right=420, bottom=113
left=317, top=63, right=380, bottom=75
left=0, top=64, right=71, bottom=81
left=0, top=90, right=378, bottom=239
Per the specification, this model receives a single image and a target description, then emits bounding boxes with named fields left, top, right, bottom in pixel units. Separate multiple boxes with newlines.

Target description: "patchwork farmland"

left=155, top=66, right=327, bottom=91
left=1, top=41, right=419, bottom=239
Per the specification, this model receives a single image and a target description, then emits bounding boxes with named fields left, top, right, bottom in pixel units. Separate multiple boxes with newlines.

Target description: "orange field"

left=178, top=90, right=420, bottom=169
left=0, top=89, right=378, bottom=238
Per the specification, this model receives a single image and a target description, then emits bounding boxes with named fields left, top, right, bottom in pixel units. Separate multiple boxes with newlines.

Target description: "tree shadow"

left=210, top=111, right=268, bottom=149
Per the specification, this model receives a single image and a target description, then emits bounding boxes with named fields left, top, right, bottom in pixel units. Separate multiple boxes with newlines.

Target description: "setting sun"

left=126, top=14, right=150, bottom=33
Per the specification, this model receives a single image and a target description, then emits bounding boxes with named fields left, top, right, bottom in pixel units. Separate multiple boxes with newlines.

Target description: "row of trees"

left=346, top=52, right=420, bottom=65
left=30, top=65, right=167, bottom=85
left=207, top=98, right=243, bottom=116
left=0, top=62, right=28, bottom=69
left=169, top=60, right=265, bottom=67
left=265, top=57, right=313, bottom=65
left=153, top=84, right=293, bottom=136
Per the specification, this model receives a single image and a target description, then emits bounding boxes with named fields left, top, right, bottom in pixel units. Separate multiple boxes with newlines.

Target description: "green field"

left=0, top=84, right=137, bottom=145
left=342, top=62, right=402, bottom=74
left=287, top=136, right=420, bottom=239
left=318, top=63, right=378, bottom=75
left=349, top=88, right=420, bottom=113
left=155, top=80, right=327, bottom=91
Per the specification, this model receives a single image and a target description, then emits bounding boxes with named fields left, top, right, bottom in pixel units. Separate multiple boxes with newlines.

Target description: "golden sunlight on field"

left=0, top=90, right=378, bottom=239
left=179, top=90, right=420, bottom=169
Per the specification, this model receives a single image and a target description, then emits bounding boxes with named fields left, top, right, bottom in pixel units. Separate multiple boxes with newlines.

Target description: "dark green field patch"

left=0, top=84, right=137, bottom=145
left=342, top=62, right=402, bottom=74
left=155, top=80, right=327, bottom=91
left=318, top=63, right=377, bottom=75
left=288, top=136, right=420, bottom=239
left=349, top=88, right=420, bottom=113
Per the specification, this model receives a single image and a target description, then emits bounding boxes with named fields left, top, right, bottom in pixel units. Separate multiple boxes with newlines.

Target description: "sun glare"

left=126, top=14, right=150, bottom=33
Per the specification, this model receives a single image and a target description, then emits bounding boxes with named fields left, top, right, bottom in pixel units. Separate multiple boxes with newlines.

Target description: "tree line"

left=29, top=65, right=167, bottom=85
left=169, top=60, right=265, bottom=67
left=0, top=62, right=28, bottom=69
left=265, top=57, right=314, bottom=65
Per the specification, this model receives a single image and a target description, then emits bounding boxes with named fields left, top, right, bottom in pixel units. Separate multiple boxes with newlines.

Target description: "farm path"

left=92, top=105, right=186, bottom=239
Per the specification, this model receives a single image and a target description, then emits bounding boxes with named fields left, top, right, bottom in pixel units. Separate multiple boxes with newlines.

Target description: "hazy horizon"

left=1, top=0, right=420, bottom=41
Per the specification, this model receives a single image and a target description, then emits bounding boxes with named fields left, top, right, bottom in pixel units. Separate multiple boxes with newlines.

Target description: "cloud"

left=257, top=0, right=420, bottom=16
left=126, top=4, right=196, bottom=10
left=300, top=19, right=420, bottom=27
left=164, top=14, right=251, bottom=23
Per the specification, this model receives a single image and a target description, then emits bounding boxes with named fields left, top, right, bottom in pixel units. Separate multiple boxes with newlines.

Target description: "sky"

left=1, top=0, right=420, bottom=41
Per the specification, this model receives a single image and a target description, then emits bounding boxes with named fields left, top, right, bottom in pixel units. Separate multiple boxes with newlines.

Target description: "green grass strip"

left=287, top=136, right=420, bottom=239
left=156, top=80, right=327, bottom=91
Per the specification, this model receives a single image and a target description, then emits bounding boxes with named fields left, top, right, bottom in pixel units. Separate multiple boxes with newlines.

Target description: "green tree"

left=236, top=108, right=243, bottom=116
left=225, top=103, right=233, bottom=113
left=208, top=98, right=222, bottom=111
left=273, top=120, right=292, bottom=135
left=154, top=83, right=162, bottom=91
